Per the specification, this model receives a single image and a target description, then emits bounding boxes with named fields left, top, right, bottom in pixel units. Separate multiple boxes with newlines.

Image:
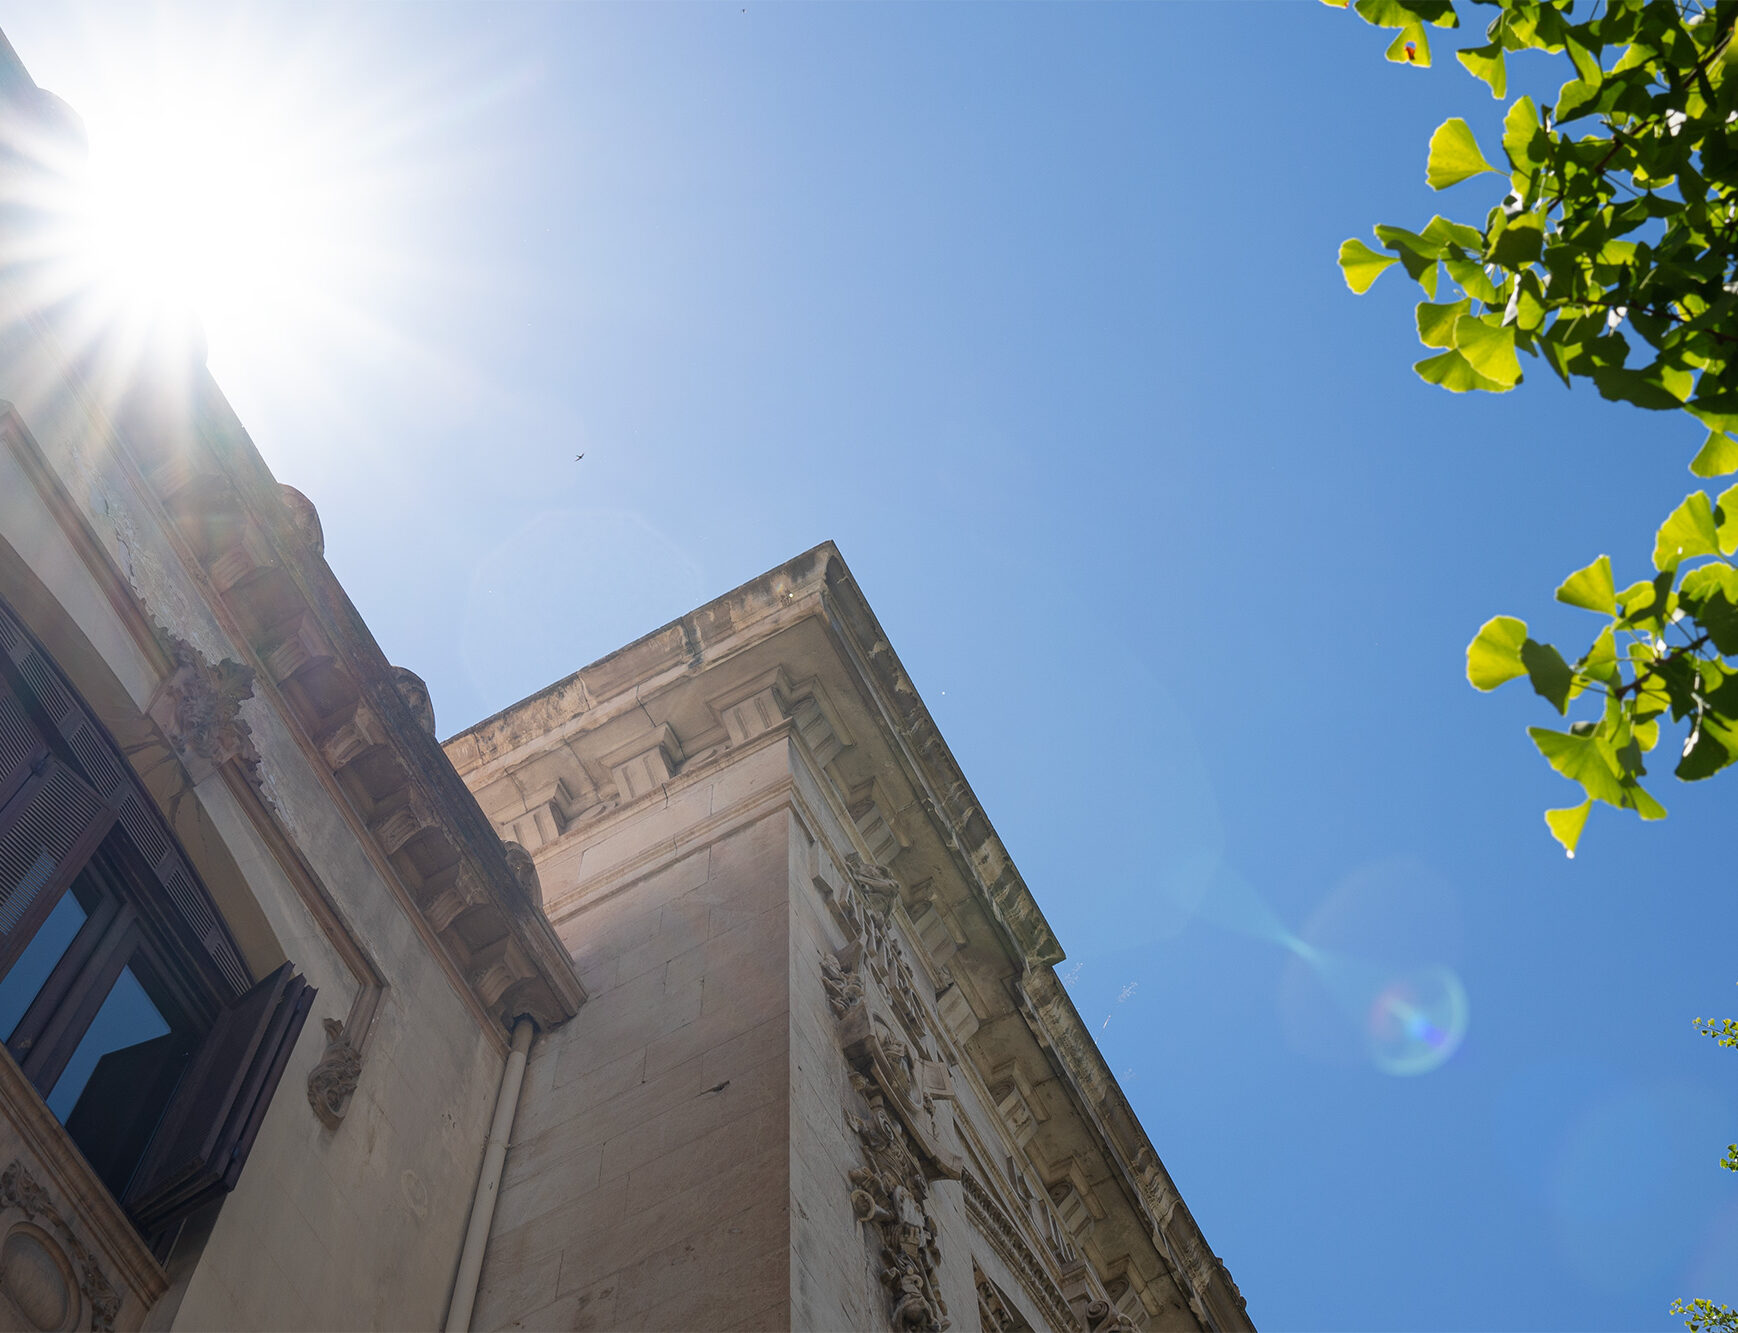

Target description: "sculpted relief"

left=819, top=855, right=964, bottom=1333
left=306, top=1018, right=364, bottom=1129
left=0, top=1161, right=120, bottom=1333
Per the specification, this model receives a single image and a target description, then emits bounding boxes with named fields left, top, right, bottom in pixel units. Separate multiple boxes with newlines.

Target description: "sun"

left=5, top=15, right=401, bottom=403
left=77, top=93, right=335, bottom=342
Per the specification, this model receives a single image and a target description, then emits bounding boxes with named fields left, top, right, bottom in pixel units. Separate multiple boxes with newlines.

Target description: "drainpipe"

left=444, top=1015, right=536, bottom=1332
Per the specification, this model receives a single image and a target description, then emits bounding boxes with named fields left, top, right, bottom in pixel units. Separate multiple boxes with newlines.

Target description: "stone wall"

left=448, top=547, right=1253, bottom=1332
left=0, top=53, right=580, bottom=1325
left=475, top=741, right=796, bottom=1331
left=0, top=367, right=517, bottom=1329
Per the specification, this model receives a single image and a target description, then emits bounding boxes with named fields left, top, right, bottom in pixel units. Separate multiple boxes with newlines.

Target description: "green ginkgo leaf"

left=1426, top=118, right=1501, bottom=189
left=1416, top=348, right=1506, bottom=392
left=1339, top=238, right=1399, bottom=293
left=1690, top=432, right=1738, bottom=479
left=1555, top=555, right=1615, bottom=614
left=1577, top=625, right=1618, bottom=684
left=1467, top=615, right=1529, bottom=690
left=1544, top=799, right=1592, bottom=857
left=1451, top=317, right=1522, bottom=387
left=1521, top=638, right=1574, bottom=714
left=1529, top=726, right=1627, bottom=806
left=1416, top=299, right=1471, bottom=349
left=1385, top=22, right=1431, bottom=66
left=1457, top=41, right=1507, bottom=97
left=1501, top=96, right=1548, bottom=172
left=1717, top=484, right=1738, bottom=556
left=1653, top=492, right=1719, bottom=572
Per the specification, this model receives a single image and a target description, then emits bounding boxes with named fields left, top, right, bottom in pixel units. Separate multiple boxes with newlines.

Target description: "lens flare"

left=1363, top=965, right=1468, bottom=1076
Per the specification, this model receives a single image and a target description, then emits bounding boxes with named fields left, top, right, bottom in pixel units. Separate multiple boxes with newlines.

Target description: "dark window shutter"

left=0, top=755, right=115, bottom=975
left=123, top=962, right=313, bottom=1233
left=0, top=673, right=47, bottom=812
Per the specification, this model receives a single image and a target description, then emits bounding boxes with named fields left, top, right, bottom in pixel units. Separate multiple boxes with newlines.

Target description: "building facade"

left=446, top=548, right=1251, bottom=1333
left=0, top=27, right=1251, bottom=1333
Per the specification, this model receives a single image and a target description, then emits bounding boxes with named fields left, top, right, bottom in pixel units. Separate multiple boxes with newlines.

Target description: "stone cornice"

left=444, top=543, right=1250, bottom=1328
left=132, top=383, right=584, bottom=1032
left=961, top=1170, right=1080, bottom=1333
left=1018, top=969, right=1249, bottom=1328
left=0, top=339, right=585, bottom=1037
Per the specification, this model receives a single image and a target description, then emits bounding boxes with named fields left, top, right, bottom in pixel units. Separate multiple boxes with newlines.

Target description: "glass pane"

left=47, top=963, right=171, bottom=1121
left=0, top=890, right=86, bottom=1043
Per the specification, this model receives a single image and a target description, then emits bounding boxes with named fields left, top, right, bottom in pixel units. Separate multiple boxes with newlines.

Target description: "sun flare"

left=77, top=96, right=335, bottom=336
left=4, top=15, right=405, bottom=404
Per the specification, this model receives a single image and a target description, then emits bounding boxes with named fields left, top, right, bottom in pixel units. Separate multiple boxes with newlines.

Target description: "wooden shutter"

left=0, top=671, right=46, bottom=812
left=0, top=665, right=114, bottom=976
left=0, top=599, right=252, bottom=997
left=124, top=962, right=313, bottom=1233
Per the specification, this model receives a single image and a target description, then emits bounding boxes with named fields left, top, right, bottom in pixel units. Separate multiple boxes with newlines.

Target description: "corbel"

left=318, top=700, right=388, bottom=772
left=600, top=722, right=684, bottom=801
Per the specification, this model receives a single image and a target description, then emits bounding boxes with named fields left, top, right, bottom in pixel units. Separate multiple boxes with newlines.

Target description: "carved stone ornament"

left=1128, top=1145, right=1178, bottom=1223
left=845, top=853, right=903, bottom=917
left=819, top=949, right=863, bottom=1018
left=0, top=1160, right=120, bottom=1333
left=977, top=1276, right=1015, bottom=1333
left=829, top=857, right=928, bottom=1045
left=501, top=841, right=543, bottom=909
left=146, top=633, right=263, bottom=787
left=960, top=1174, right=1077, bottom=1333
left=846, top=1090, right=949, bottom=1332
left=820, top=853, right=969, bottom=1333
left=1083, top=1297, right=1138, bottom=1332
left=277, top=484, right=324, bottom=556
left=390, top=667, right=436, bottom=739
left=306, top=1017, right=364, bottom=1128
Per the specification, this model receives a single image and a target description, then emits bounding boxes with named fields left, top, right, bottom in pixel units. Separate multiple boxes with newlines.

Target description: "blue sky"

left=8, top=2, right=1738, bottom=1327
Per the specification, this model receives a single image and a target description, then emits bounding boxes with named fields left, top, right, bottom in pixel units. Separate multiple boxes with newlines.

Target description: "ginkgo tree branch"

left=1331, top=0, right=1738, bottom=857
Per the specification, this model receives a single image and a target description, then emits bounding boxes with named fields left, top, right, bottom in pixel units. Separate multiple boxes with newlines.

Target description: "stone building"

left=0, top=26, right=1252, bottom=1333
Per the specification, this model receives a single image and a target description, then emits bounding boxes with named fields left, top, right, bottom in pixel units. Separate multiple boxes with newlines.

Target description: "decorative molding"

left=1017, top=965, right=1247, bottom=1322
left=0, top=1160, right=120, bottom=1333
left=500, top=841, right=542, bottom=909
left=790, top=694, right=844, bottom=768
left=1047, top=1158, right=1105, bottom=1233
left=306, top=1017, right=364, bottom=1129
left=602, top=724, right=683, bottom=802
left=498, top=778, right=577, bottom=854
left=820, top=949, right=863, bottom=1019
left=144, top=631, right=262, bottom=790
left=713, top=672, right=793, bottom=747
left=706, top=670, right=852, bottom=771
left=257, top=611, right=335, bottom=688
left=961, top=1172, right=1078, bottom=1333
left=41, top=386, right=589, bottom=1037
left=974, top=1265, right=1033, bottom=1333
left=390, top=667, right=435, bottom=739
left=934, top=983, right=979, bottom=1046
left=818, top=855, right=970, bottom=1333
left=1049, top=1180, right=1092, bottom=1237
left=276, top=484, right=324, bottom=556
left=845, top=1088, right=950, bottom=1332
left=987, top=1065, right=1045, bottom=1151
left=908, top=899, right=964, bottom=965
left=848, top=786, right=902, bottom=867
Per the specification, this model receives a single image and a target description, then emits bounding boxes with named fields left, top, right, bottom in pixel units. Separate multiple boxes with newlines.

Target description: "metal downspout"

left=444, top=1015, right=536, bottom=1332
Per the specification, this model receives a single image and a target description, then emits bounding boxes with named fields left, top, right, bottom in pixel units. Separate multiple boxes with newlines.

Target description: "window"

left=0, top=597, right=311, bottom=1244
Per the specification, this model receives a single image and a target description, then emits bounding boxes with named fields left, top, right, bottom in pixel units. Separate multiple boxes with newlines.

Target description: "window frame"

left=0, top=593, right=312, bottom=1248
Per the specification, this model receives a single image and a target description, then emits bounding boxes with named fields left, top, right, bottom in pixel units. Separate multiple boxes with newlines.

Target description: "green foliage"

left=1669, top=1000, right=1738, bottom=1324
left=1673, top=1299, right=1738, bottom=1332
left=1334, top=0, right=1738, bottom=856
